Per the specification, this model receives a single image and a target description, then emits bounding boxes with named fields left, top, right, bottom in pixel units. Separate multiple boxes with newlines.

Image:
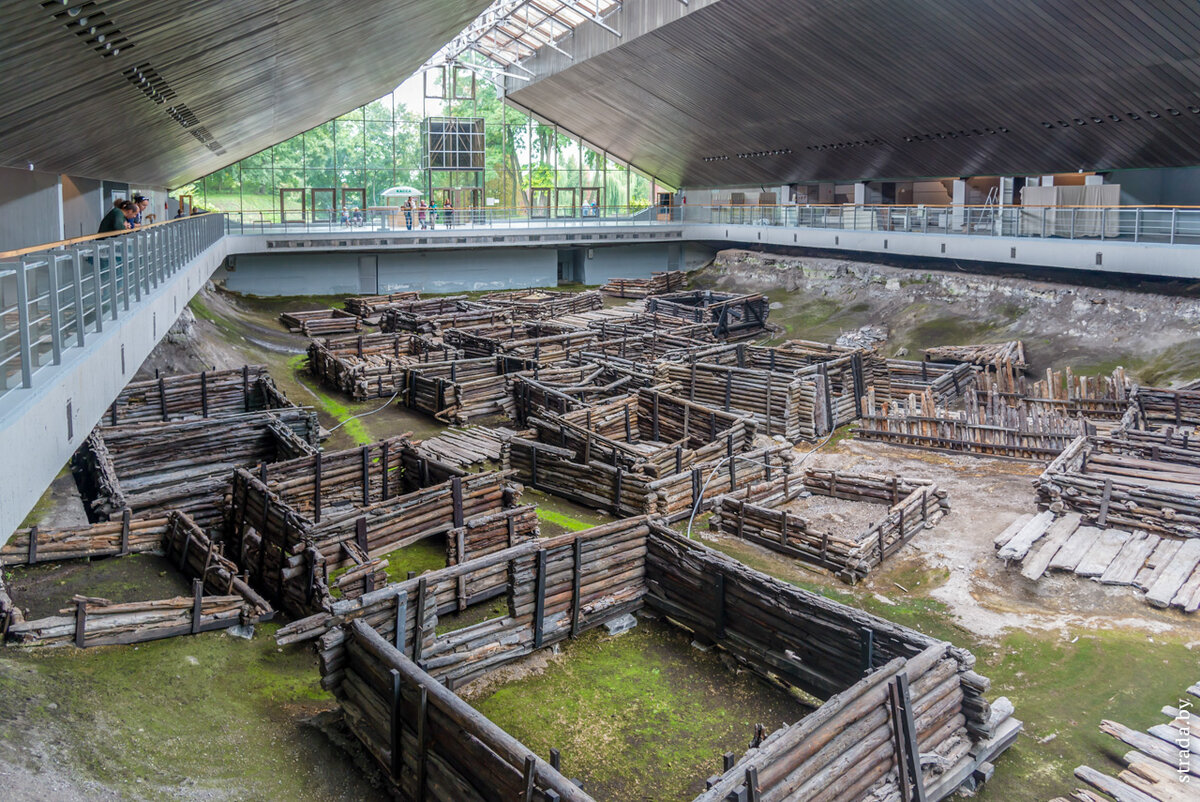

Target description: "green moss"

left=472, top=620, right=804, bottom=800
left=976, top=630, right=1199, bottom=800
left=286, top=354, right=371, bottom=445
left=380, top=537, right=448, bottom=583
left=536, top=508, right=592, bottom=533
left=0, top=624, right=369, bottom=799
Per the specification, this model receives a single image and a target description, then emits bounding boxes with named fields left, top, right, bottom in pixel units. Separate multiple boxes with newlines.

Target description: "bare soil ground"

left=781, top=493, right=891, bottom=542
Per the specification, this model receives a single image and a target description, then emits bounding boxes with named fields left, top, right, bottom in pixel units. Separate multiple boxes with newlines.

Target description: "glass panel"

left=240, top=169, right=274, bottom=215
left=241, top=148, right=270, bottom=169
left=305, top=169, right=337, bottom=190
left=271, top=136, right=304, bottom=167
left=304, top=122, right=336, bottom=170
left=335, top=120, right=365, bottom=170
left=365, top=170, right=395, bottom=208
left=395, top=123, right=422, bottom=168
left=364, top=95, right=393, bottom=121
left=311, top=188, right=337, bottom=222
left=203, top=165, right=240, bottom=213
left=338, top=169, right=366, bottom=192
left=531, top=123, right=555, bottom=186
left=630, top=172, right=651, bottom=211
left=605, top=161, right=627, bottom=211
left=337, top=106, right=364, bottom=122
left=366, top=121, right=394, bottom=168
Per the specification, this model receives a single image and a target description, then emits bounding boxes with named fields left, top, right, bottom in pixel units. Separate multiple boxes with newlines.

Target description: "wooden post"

left=859, top=627, right=874, bottom=675
left=27, top=524, right=37, bottom=565
left=158, top=376, right=168, bottom=421
left=456, top=528, right=467, bottom=611
left=190, top=578, right=203, bottom=635
left=242, top=364, right=250, bottom=411
left=613, top=468, right=623, bottom=516
left=362, top=446, right=371, bottom=506
left=395, top=593, right=408, bottom=654
left=1097, top=478, right=1113, bottom=526
left=415, top=684, right=429, bottom=801
left=414, top=577, right=428, bottom=665
left=723, top=752, right=736, bottom=771
left=570, top=538, right=583, bottom=637
left=534, top=550, right=547, bottom=649
left=652, top=392, right=660, bottom=441
left=109, top=401, right=118, bottom=426
left=745, top=766, right=761, bottom=802
left=451, top=476, right=464, bottom=528
left=522, top=755, right=536, bottom=802
left=549, top=748, right=561, bottom=771
left=381, top=440, right=390, bottom=500
left=890, top=673, right=927, bottom=802
left=74, top=598, right=87, bottom=648
left=200, top=370, right=209, bottom=418
left=389, top=668, right=403, bottom=779
left=118, top=508, right=131, bottom=556
left=313, top=452, right=323, bottom=523
left=356, top=517, right=368, bottom=555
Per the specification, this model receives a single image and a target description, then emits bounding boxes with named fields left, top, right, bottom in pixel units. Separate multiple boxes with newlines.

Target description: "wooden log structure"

left=976, top=366, right=1130, bottom=421
left=1035, top=433, right=1200, bottom=539
left=506, top=436, right=791, bottom=521
left=509, top=361, right=657, bottom=424
left=380, top=298, right=509, bottom=335
left=654, top=358, right=826, bottom=442
left=478, top=288, right=603, bottom=318
left=854, top=387, right=1086, bottom=461
left=278, top=521, right=1013, bottom=802
left=307, top=331, right=457, bottom=400
left=598, top=269, right=687, bottom=298
left=1126, top=386, right=1200, bottom=431
left=2, top=513, right=171, bottom=566
left=401, top=356, right=535, bottom=425
left=279, top=308, right=362, bottom=337
left=709, top=469, right=950, bottom=582
left=343, top=291, right=421, bottom=318
left=923, top=341, right=1028, bottom=373
left=5, top=511, right=273, bottom=648
left=73, top=407, right=320, bottom=529
left=102, top=365, right=295, bottom=426
left=525, top=387, right=758, bottom=478
left=644, top=290, right=771, bottom=341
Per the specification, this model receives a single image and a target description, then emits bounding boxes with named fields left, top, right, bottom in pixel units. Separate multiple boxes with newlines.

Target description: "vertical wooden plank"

left=534, top=549, right=547, bottom=649
left=859, top=627, right=874, bottom=675
left=394, top=593, right=408, bottom=653
left=356, top=517, right=368, bottom=555
left=200, top=370, right=208, bottom=418
left=389, top=668, right=403, bottom=780
left=456, top=528, right=467, bottom=611
left=27, top=524, right=38, bottom=565
left=652, top=391, right=660, bottom=441
left=745, top=767, right=761, bottom=802
left=119, top=508, right=131, bottom=556
left=1097, top=478, right=1113, bottom=526
left=415, top=684, right=429, bottom=802
left=313, top=452, right=323, bottom=523
left=74, top=598, right=87, bottom=648
left=362, top=446, right=371, bottom=506
left=451, top=476, right=464, bottom=528
left=190, top=578, right=203, bottom=635
left=414, top=577, right=428, bottom=665
left=158, top=376, right=168, bottom=421
left=242, top=364, right=250, bottom=412
left=570, top=537, right=583, bottom=637
left=381, top=440, right=390, bottom=501
left=522, top=755, right=536, bottom=802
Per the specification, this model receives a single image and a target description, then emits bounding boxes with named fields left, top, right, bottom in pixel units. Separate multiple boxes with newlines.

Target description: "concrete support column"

left=951, top=179, right=966, bottom=231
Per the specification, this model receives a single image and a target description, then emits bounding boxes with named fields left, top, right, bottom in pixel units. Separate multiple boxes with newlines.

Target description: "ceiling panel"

left=0, top=0, right=491, bottom=186
left=506, top=0, right=1200, bottom=186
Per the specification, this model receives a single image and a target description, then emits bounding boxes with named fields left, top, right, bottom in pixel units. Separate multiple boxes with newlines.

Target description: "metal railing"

left=685, top=203, right=1200, bottom=244
left=0, top=213, right=225, bottom=406
left=217, top=203, right=1200, bottom=245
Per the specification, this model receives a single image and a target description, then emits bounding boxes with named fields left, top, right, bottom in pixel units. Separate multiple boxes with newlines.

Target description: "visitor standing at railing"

left=428, top=199, right=437, bottom=230
left=98, top=200, right=138, bottom=233
left=444, top=198, right=454, bottom=228
left=131, top=194, right=150, bottom=227
left=402, top=197, right=414, bottom=230
left=418, top=199, right=428, bottom=230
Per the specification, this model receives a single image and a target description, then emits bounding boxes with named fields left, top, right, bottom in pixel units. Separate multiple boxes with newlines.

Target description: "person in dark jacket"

left=98, top=200, right=137, bottom=234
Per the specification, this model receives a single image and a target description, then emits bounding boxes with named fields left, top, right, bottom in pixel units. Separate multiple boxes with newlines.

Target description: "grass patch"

left=536, top=508, right=592, bottom=533
left=471, top=620, right=805, bottom=800
left=286, top=355, right=371, bottom=445
left=380, top=537, right=447, bottom=583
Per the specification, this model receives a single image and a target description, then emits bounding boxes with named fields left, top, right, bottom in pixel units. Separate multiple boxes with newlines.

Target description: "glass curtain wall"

left=176, top=69, right=668, bottom=222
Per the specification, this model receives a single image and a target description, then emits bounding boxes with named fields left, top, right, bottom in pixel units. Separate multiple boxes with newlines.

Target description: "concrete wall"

left=0, top=237, right=229, bottom=538
left=224, top=248, right=560, bottom=296
left=61, top=174, right=103, bottom=240
left=0, top=167, right=61, bottom=251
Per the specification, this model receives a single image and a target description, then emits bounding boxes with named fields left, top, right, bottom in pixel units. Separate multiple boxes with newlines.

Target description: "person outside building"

left=417, top=199, right=427, bottom=229
left=443, top=197, right=454, bottom=228
left=402, top=197, right=414, bottom=230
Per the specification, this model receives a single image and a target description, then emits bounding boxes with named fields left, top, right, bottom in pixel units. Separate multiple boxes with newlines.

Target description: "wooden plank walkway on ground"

left=1049, top=679, right=1199, bottom=801
left=999, top=511, right=1200, bottom=614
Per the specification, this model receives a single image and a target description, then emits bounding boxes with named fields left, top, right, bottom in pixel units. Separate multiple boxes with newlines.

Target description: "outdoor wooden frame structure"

left=599, top=269, right=687, bottom=298
left=307, top=331, right=457, bottom=400
left=380, top=297, right=510, bottom=335
left=74, top=406, right=319, bottom=529
left=645, top=290, right=771, bottom=340
left=276, top=520, right=1016, bottom=802
left=102, top=365, right=293, bottom=425
left=3, top=511, right=273, bottom=648
left=509, top=361, right=657, bottom=423
left=709, top=469, right=950, bottom=582
left=226, top=437, right=535, bottom=617
left=524, top=387, right=758, bottom=478
left=1035, top=432, right=1200, bottom=539
left=279, top=308, right=362, bottom=337
left=400, top=355, right=534, bottom=424
left=478, top=288, right=603, bottom=318
left=505, top=437, right=792, bottom=520
left=343, top=291, right=421, bottom=318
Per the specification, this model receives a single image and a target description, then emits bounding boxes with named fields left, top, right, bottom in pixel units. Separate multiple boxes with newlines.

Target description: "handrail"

left=0, top=212, right=223, bottom=260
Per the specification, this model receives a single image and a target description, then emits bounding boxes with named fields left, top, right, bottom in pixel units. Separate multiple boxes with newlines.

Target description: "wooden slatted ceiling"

left=506, top=0, right=1200, bottom=186
left=0, top=0, right=491, bottom=187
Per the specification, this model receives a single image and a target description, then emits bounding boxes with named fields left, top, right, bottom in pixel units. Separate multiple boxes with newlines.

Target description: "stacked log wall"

left=102, top=366, right=291, bottom=425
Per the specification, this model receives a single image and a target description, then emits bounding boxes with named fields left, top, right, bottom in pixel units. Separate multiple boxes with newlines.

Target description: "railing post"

left=1070, top=207, right=1076, bottom=240
left=1170, top=207, right=1177, bottom=244
left=46, top=254, right=62, bottom=365
left=15, top=258, right=33, bottom=388
left=70, top=249, right=85, bottom=346
left=1100, top=207, right=1106, bottom=241
left=90, top=245, right=103, bottom=331
left=1134, top=207, right=1141, bottom=242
